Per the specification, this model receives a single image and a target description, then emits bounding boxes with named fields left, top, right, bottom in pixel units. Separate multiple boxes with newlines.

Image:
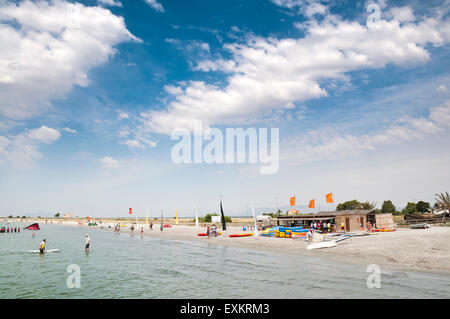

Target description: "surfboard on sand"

left=307, top=241, right=337, bottom=250
left=28, top=249, right=60, bottom=253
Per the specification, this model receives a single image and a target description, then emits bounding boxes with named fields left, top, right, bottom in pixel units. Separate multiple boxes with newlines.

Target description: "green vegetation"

left=195, top=213, right=232, bottom=223
left=54, top=213, right=60, bottom=218
left=416, top=201, right=430, bottom=213
left=336, top=200, right=375, bottom=211
left=402, top=202, right=417, bottom=214
left=381, top=200, right=396, bottom=214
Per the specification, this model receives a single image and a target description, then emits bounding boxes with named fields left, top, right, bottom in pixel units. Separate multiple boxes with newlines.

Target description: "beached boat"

left=197, top=232, right=222, bottom=236
left=307, top=241, right=337, bottom=250
left=374, top=228, right=396, bottom=232
left=229, top=233, right=254, bottom=238
left=410, top=223, right=430, bottom=229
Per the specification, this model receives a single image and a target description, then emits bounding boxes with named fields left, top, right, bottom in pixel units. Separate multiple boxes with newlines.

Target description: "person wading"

left=85, top=234, right=90, bottom=252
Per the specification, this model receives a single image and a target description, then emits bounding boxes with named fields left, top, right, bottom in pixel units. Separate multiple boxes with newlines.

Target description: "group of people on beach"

left=0, top=226, right=21, bottom=233
left=310, top=221, right=332, bottom=233
left=206, top=224, right=218, bottom=238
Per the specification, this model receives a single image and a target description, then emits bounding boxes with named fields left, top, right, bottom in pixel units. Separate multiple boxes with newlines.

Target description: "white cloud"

left=122, top=139, right=144, bottom=149
left=390, top=6, right=415, bottom=23
left=271, top=0, right=328, bottom=17
left=145, top=0, right=164, bottom=13
left=436, top=84, right=448, bottom=95
left=0, top=126, right=61, bottom=167
left=282, top=100, right=450, bottom=164
left=119, top=130, right=129, bottom=138
left=140, top=10, right=449, bottom=135
left=62, top=127, right=77, bottom=134
left=117, top=111, right=130, bottom=121
left=0, top=0, right=140, bottom=121
left=99, top=156, right=120, bottom=169
left=121, top=137, right=157, bottom=150
left=98, top=0, right=122, bottom=7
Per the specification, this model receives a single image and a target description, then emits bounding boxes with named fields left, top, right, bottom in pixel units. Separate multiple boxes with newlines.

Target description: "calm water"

left=0, top=223, right=449, bottom=299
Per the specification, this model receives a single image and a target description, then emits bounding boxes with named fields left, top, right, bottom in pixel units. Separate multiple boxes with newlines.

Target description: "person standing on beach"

left=140, top=227, right=144, bottom=238
left=85, top=234, right=90, bottom=252
left=206, top=226, right=210, bottom=239
left=150, top=222, right=153, bottom=230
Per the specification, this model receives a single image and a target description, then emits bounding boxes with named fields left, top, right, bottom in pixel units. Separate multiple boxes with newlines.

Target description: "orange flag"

left=326, top=193, right=333, bottom=203
left=290, top=196, right=295, bottom=206
left=308, top=199, right=315, bottom=208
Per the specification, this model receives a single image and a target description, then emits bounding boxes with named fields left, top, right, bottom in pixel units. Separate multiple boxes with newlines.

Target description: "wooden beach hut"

left=273, top=210, right=374, bottom=232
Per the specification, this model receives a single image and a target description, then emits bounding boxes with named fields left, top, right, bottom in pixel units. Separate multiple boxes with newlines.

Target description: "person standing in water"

left=40, top=239, right=46, bottom=253
left=85, top=234, right=90, bottom=252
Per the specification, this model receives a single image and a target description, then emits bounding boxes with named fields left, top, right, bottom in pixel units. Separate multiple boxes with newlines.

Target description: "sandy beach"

left=43, top=219, right=450, bottom=275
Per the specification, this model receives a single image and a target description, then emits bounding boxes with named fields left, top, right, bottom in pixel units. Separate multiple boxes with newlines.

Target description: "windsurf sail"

left=251, top=202, right=258, bottom=237
left=194, top=205, right=199, bottom=227
left=220, top=200, right=226, bottom=231
left=25, top=223, right=40, bottom=230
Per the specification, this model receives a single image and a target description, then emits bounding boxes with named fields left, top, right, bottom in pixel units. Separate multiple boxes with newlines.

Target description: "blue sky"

left=1, top=0, right=450, bottom=217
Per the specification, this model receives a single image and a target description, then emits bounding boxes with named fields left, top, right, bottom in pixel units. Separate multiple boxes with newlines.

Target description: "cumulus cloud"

left=139, top=9, right=449, bottom=135
left=0, top=126, right=61, bottom=167
left=282, top=100, right=450, bottom=164
left=0, top=0, right=140, bottom=121
left=99, top=156, right=120, bottom=169
left=145, top=0, right=164, bottom=13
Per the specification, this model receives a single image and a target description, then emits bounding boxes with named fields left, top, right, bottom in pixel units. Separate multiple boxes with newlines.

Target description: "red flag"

left=290, top=196, right=295, bottom=206
left=129, top=208, right=132, bottom=215
left=308, top=199, right=315, bottom=208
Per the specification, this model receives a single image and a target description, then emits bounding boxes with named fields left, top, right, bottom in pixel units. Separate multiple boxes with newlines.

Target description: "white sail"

left=194, top=205, right=199, bottom=227
left=251, top=202, right=258, bottom=237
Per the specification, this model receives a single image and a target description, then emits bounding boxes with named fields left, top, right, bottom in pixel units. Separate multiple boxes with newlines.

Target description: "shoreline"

left=13, top=218, right=450, bottom=276
left=25, top=219, right=450, bottom=276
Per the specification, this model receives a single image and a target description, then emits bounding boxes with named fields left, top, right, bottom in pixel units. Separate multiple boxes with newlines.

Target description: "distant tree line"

left=335, top=191, right=450, bottom=215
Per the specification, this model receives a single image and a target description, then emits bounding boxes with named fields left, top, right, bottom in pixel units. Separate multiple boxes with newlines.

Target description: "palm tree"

left=435, top=192, right=450, bottom=211
left=360, top=201, right=377, bottom=210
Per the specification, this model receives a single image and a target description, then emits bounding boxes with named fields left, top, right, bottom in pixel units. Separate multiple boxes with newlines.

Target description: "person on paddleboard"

left=40, top=239, right=46, bottom=253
